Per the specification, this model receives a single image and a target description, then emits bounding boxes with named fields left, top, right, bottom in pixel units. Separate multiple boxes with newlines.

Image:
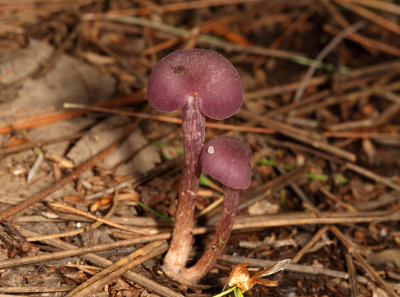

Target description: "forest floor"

left=0, top=1, right=399, bottom=296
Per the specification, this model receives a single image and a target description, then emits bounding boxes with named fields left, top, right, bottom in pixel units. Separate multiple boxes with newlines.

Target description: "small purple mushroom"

left=182, top=136, right=252, bottom=284
left=147, top=49, right=243, bottom=281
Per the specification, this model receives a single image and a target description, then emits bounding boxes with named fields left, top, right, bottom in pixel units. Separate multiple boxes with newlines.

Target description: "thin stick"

left=346, top=253, right=359, bottom=297
left=344, top=162, right=400, bottom=192
left=293, top=21, right=365, bottom=101
left=0, top=286, right=75, bottom=293
left=229, top=210, right=400, bottom=230
left=319, top=187, right=357, bottom=213
left=324, top=132, right=400, bottom=140
left=220, top=254, right=348, bottom=279
left=47, top=202, right=151, bottom=236
left=291, top=226, right=329, bottom=264
left=0, top=234, right=171, bottom=269
left=63, top=103, right=275, bottom=135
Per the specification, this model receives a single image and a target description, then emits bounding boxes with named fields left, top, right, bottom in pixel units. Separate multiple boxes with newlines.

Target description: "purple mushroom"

left=181, top=136, right=252, bottom=284
left=147, top=49, right=243, bottom=281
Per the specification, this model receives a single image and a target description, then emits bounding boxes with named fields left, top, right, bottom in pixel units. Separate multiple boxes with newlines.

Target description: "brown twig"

left=319, top=187, right=357, bottom=213
left=291, top=226, right=330, bottom=264
left=229, top=210, right=400, bottom=230
left=346, top=253, right=359, bottom=297
left=343, top=162, right=400, bottom=192
left=0, top=286, right=75, bottom=293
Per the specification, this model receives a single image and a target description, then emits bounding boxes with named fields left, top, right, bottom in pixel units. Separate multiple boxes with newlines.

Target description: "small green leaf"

left=284, top=164, right=294, bottom=171
left=256, top=158, right=277, bottom=166
left=280, top=189, right=286, bottom=205
left=175, top=147, right=184, bottom=155
left=153, top=141, right=166, bottom=148
left=291, top=56, right=349, bottom=73
left=136, top=200, right=174, bottom=224
left=306, top=172, right=329, bottom=181
left=200, top=174, right=211, bottom=186
left=33, top=147, right=42, bottom=155
left=212, top=286, right=236, bottom=297
left=333, top=173, right=350, bottom=185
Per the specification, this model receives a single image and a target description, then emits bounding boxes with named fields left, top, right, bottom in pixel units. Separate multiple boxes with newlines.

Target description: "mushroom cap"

left=147, top=49, right=243, bottom=120
left=201, top=136, right=252, bottom=189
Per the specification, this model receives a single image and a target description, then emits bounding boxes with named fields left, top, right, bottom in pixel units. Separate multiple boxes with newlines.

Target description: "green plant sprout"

left=153, top=141, right=183, bottom=160
left=291, top=56, right=349, bottom=73
left=199, top=173, right=212, bottom=186
left=257, top=158, right=347, bottom=183
left=136, top=200, right=174, bottom=224
left=213, top=285, right=244, bottom=297
left=306, top=172, right=329, bottom=181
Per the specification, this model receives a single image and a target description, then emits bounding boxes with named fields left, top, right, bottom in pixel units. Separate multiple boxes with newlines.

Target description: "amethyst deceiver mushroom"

left=182, top=136, right=252, bottom=284
left=147, top=49, right=243, bottom=280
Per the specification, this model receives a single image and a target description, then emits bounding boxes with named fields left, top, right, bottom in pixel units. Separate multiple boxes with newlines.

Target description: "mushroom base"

left=165, top=186, right=240, bottom=285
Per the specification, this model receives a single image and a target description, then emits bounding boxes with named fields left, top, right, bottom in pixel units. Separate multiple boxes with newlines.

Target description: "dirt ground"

left=0, top=1, right=399, bottom=296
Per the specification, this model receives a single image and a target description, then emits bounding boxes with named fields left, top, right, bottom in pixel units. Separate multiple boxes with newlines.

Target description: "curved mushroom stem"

left=163, top=95, right=205, bottom=278
left=180, top=186, right=239, bottom=284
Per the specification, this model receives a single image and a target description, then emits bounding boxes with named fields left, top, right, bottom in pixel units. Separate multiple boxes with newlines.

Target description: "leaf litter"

left=0, top=1, right=399, bottom=297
